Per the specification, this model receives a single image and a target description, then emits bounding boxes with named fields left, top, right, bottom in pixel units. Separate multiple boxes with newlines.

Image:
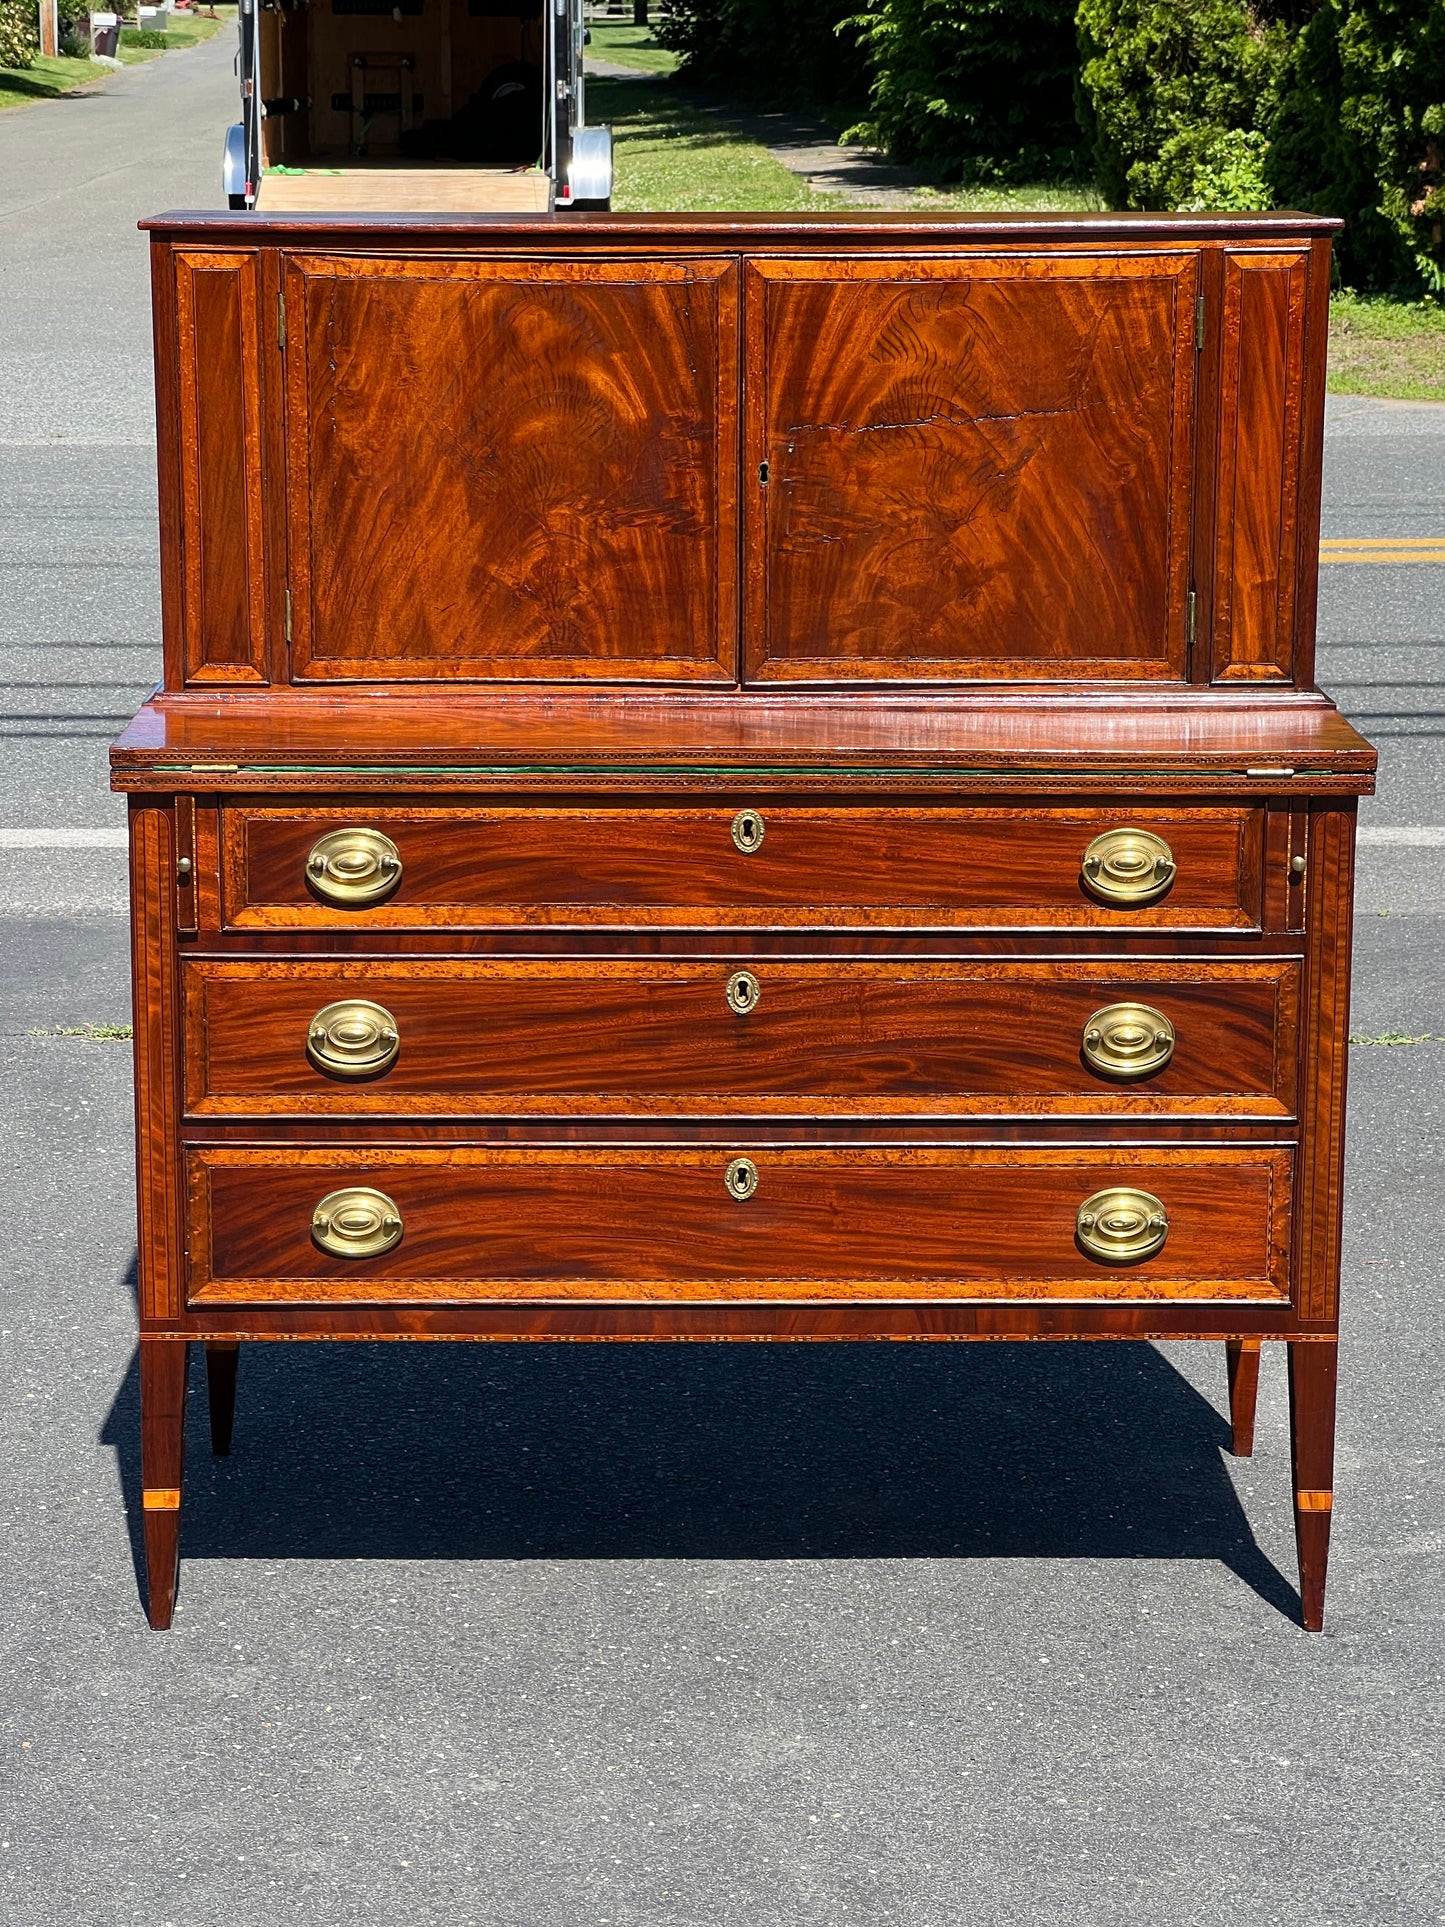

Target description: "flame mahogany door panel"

left=281, top=253, right=739, bottom=683
left=743, top=251, right=1200, bottom=684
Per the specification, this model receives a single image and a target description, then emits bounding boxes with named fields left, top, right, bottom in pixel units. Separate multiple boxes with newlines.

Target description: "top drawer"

left=220, top=804, right=1265, bottom=932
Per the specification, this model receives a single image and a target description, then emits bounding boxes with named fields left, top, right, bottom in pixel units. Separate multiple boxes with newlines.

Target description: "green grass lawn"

left=0, top=51, right=109, bottom=110
left=0, top=6, right=228, bottom=110
left=586, top=20, right=680, bottom=77
left=1327, top=292, right=1445, bottom=403
left=588, top=77, right=827, bottom=213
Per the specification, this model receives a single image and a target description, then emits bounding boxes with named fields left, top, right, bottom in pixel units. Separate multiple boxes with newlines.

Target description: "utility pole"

left=39, top=0, right=58, bottom=57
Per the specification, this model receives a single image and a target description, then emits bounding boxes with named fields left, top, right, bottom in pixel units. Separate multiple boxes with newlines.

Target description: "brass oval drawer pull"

left=305, top=827, right=403, bottom=907
left=1081, top=827, right=1176, bottom=906
left=1076, top=1187, right=1169, bottom=1263
left=1081, top=1002, right=1176, bottom=1081
left=311, top=1186, right=404, bottom=1259
left=724, top=1156, right=759, bottom=1201
left=725, top=969, right=761, bottom=1015
left=731, top=808, right=765, bottom=854
left=306, top=999, right=401, bottom=1079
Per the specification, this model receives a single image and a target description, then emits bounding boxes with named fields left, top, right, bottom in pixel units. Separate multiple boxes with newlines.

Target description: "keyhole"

left=731, top=809, right=765, bottom=854
left=726, top=970, right=760, bottom=1015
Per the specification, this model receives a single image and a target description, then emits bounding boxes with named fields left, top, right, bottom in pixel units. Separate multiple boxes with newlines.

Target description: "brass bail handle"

left=1080, top=827, right=1177, bottom=906
left=307, top=999, right=401, bottom=1079
left=311, top=1186, right=404, bottom=1259
left=1081, top=1002, right=1176, bottom=1081
left=305, top=827, right=404, bottom=907
left=1076, top=1187, right=1169, bottom=1263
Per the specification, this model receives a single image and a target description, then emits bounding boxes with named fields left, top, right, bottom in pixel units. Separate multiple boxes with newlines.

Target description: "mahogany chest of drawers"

left=114, top=210, right=1376, bottom=1630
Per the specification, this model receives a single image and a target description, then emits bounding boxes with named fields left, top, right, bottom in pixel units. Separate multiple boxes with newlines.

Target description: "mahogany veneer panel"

left=182, top=955, right=1300, bottom=1119
left=173, top=253, right=268, bottom=684
left=186, top=1144, right=1294, bottom=1306
left=746, top=252, right=1198, bottom=683
left=282, top=254, right=738, bottom=683
left=223, top=803, right=1264, bottom=931
left=1211, top=251, right=1310, bottom=682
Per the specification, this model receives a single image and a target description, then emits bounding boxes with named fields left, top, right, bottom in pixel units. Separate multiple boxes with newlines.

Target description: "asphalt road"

left=2, top=36, right=1444, bottom=1927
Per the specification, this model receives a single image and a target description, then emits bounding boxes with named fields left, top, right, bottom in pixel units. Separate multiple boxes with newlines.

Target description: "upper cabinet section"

left=745, top=252, right=1199, bottom=683
left=145, top=215, right=1334, bottom=692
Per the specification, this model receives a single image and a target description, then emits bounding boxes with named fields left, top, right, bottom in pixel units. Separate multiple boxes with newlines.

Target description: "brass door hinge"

left=1195, top=294, right=1205, bottom=353
left=277, top=289, right=286, bottom=352
left=1186, top=587, right=1198, bottom=654
left=284, top=587, right=293, bottom=644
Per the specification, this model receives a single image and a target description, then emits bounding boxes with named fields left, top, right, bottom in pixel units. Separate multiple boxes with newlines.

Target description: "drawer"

left=185, top=1145, right=1293, bottom=1306
left=182, top=957, right=1301, bottom=1119
left=220, top=804, right=1266, bottom=932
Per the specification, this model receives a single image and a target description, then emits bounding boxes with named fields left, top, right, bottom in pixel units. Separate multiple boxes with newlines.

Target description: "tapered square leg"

left=1288, top=1339, right=1338, bottom=1633
left=204, top=1342, right=240, bottom=1457
left=1225, top=1339, right=1262, bottom=1457
left=140, top=1338, right=189, bottom=1630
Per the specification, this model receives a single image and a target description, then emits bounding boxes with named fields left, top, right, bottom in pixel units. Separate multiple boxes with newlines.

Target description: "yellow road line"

left=1320, top=538, right=1445, bottom=564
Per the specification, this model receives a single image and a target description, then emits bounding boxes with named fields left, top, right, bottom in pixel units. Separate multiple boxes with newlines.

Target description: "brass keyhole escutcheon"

left=1081, top=1002, right=1175, bottom=1081
left=311, top=1186, right=404, bottom=1259
left=724, top=1156, right=759, bottom=1201
left=306, top=999, right=401, bottom=1079
left=725, top=970, right=761, bottom=1016
left=1080, top=827, right=1177, bottom=906
left=305, top=827, right=403, bottom=907
left=1075, top=1187, right=1169, bottom=1264
left=731, top=809, right=766, bottom=855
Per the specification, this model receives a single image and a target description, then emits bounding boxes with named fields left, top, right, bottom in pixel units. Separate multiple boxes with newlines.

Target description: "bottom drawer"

left=186, top=1145, right=1293, bottom=1307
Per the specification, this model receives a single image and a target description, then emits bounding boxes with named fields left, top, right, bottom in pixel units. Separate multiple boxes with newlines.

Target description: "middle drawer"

left=182, top=956, right=1300, bottom=1119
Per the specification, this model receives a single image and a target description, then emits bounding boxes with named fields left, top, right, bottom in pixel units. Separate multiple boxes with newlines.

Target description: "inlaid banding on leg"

left=1295, top=1489, right=1333, bottom=1512
left=143, top=1487, right=182, bottom=1511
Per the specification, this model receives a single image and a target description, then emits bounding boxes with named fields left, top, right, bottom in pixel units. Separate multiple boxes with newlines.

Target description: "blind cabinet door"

left=744, top=251, right=1200, bottom=684
left=282, top=253, right=738, bottom=683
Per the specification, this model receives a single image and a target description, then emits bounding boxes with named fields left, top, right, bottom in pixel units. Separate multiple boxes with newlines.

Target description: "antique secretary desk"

left=113, top=210, right=1376, bottom=1631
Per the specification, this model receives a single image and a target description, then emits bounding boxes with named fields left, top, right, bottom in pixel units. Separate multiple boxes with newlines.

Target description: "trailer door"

left=238, top=0, right=262, bottom=205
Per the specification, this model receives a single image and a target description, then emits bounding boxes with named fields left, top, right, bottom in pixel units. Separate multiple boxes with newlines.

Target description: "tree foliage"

left=0, top=0, right=40, bottom=69
left=1268, top=1, right=1445, bottom=293
left=844, top=1, right=1085, bottom=181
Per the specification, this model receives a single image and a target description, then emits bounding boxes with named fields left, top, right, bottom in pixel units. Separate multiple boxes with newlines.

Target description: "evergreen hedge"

left=655, top=0, right=868, bottom=116
left=845, top=1, right=1085, bottom=181
left=1075, top=0, right=1289, bottom=211
left=1268, top=1, right=1445, bottom=293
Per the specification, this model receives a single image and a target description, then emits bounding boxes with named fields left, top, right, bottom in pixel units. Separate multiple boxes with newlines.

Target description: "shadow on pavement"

left=102, top=1308, right=1299, bottom=1622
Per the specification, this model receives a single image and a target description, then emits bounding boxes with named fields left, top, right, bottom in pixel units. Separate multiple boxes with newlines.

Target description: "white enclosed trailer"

left=224, top=0, right=611, bottom=213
